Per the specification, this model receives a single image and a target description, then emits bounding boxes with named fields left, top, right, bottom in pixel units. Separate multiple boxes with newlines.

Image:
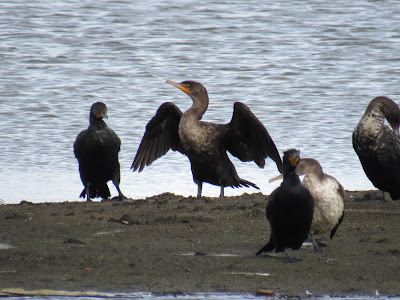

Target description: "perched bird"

left=131, top=80, right=282, bottom=197
left=74, top=102, right=126, bottom=201
left=352, top=96, right=400, bottom=200
left=295, top=158, right=345, bottom=251
left=256, top=149, right=314, bottom=262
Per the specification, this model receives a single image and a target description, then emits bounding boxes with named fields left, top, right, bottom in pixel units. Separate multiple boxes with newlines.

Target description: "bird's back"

left=353, top=121, right=400, bottom=199
left=74, top=122, right=121, bottom=183
left=267, top=174, right=314, bottom=251
left=353, top=98, right=400, bottom=199
left=303, top=173, right=345, bottom=236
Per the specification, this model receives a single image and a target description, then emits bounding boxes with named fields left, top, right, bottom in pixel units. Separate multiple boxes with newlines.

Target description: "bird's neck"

left=364, top=104, right=386, bottom=125
left=357, top=106, right=386, bottom=138
left=89, top=118, right=106, bottom=127
left=305, top=172, right=324, bottom=184
left=185, top=94, right=209, bottom=121
left=300, top=164, right=324, bottom=181
left=282, top=172, right=301, bottom=186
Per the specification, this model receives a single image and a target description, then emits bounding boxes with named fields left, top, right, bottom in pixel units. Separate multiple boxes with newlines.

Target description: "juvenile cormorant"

left=256, top=149, right=314, bottom=262
left=295, top=158, right=345, bottom=251
left=352, top=96, right=400, bottom=200
left=74, top=102, right=126, bottom=201
left=132, top=80, right=282, bottom=197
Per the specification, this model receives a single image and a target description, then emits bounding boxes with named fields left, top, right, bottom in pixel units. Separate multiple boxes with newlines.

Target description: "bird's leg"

left=197, top=182, right=203, bottom=197
left=380, top=190, right=386, bottom=201
left=219, top=186, right=224, bottom=198
left=284, top=248, right=301, bottom=263
left=85, top=184, right=92, bottom=202
left=113, top=181, right=129, bottom=201
left=310, top=234, right=323, bottom=253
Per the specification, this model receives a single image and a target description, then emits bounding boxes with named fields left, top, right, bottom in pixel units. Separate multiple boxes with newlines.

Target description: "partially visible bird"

left=256, top=149, right=314, bottom=262
left=295, top=158, right=345, bottom=251
left=352, top=96, right=400, bottom=200
left=131, top=80, right=282, bottom=197
left=74, top=102, right=126, bottom=201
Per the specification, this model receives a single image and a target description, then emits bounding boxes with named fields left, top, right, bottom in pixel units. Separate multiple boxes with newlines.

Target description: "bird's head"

left=90, top=102, right=108, bottom=121
left=166, top=80, right=208, bottom=99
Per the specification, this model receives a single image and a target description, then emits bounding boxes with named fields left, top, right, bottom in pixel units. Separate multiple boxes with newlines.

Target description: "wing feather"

left=224, top=102, right=282, bottom=172
left=131, top=102, right=184, bottom=172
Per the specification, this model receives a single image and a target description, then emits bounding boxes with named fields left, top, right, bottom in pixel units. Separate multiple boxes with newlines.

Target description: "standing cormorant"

left=352, top=96, right=400, bottom=200
left=295, top=158, right=345, bottom=251
left=256, top=149, right=314, bottom=262
left=132, top=80, right=282, bottom=197
left=74, top=102, right=126, bottom=201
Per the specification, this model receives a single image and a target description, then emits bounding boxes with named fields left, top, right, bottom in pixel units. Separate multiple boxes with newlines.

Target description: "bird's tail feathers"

left=79, top=184, right=111, bottom=199
left=238, top=178, right=259, bottom=190
left=79, top=188, right=87, bottom=198
left=390, top=191, right=400, bottom=201
left=256, top=239, right=275, bottom=256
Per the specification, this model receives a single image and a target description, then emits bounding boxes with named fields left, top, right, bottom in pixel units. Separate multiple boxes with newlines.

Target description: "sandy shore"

left=1, top=190, right=400, bottom=298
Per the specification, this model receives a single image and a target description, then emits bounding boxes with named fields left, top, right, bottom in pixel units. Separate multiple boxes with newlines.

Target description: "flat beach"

left=1, top=190, right=399, bottom=298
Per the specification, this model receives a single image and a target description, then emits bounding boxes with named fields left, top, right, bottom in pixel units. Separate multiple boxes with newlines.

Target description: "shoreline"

left=1, top=190, right=400, bottom=297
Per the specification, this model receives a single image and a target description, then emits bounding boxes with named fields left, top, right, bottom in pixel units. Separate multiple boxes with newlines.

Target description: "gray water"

left=1, top=1, right=400, bottom=204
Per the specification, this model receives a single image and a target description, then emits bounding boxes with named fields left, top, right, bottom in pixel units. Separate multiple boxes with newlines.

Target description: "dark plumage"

left=256, top=149, right=314, bottom=262
left=74, top=102, right=126, bottom=201
left=295, top=158, right=345, bottom=251
left=132, top=80, right=282, bottom=197
left=352, top=96, right=400, bottom=200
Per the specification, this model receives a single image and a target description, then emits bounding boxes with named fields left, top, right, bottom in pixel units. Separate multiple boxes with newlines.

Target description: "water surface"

left=1, top=1, right=400, bottom=203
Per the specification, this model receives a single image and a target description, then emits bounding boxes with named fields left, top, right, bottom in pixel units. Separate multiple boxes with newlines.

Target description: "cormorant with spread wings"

left=132, top=80, right=282, bottom=197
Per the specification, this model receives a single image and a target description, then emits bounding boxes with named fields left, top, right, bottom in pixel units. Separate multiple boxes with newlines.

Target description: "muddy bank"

left=0, top=190, right=399, bottom=298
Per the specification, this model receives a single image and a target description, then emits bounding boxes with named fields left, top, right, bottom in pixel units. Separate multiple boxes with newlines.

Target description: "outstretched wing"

left=131, top=102, right=184, bottom=172
left=223, top=102, right=282, bottom=172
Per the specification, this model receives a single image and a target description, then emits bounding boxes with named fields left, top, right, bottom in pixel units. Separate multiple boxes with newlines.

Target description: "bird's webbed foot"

left=313, top=246, right=324, bottom=253
left=117, top=195, right=133, bottom=201
left=108, top=194, right=132, bottom=201
left=284, top=248, right=302, bottom=263
left=284, top=256, right=302, bottom=263
left=310, top=234, right=324, bottom=253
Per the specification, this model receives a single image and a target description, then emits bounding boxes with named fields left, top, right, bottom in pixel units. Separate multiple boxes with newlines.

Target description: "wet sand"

left=0, top=190, right=400, bottom=298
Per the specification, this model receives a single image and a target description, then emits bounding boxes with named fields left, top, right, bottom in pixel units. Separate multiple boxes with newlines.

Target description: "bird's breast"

left=179, top=117, right=221, bottom=155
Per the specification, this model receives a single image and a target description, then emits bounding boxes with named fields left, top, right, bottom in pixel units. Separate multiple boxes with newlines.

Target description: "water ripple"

left=0, top=0, right=399, bottom=203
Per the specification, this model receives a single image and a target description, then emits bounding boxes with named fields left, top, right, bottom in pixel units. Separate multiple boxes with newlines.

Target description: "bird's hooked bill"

left=289, top=150, right=300, bottom=167
left=269, top=174, right=283, bottom=183
left=390, top=122, right=400, bottom=137
left=97, top=112, right=108, bottom=119
left=166, top=80, right=190, bottom=94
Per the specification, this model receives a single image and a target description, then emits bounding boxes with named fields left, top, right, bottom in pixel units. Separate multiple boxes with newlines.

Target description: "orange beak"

left=289, top=151, right=300, bottom=167
left=166, top=80, right=190, bottom=94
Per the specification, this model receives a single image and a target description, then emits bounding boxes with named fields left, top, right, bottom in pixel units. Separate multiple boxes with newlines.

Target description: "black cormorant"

left=74, top=102, right=126, bottom=201
left=295, top=158, right=345, bottom=251
left=352, top=96, right=400, bottom=200
left=131, top=80, right=282, bottom=197
left=256, top=149, right=314, bottom=262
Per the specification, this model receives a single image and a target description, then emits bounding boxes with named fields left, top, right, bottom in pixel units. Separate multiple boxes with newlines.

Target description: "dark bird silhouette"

left=352, top=96, right=400, bottom=200
left=295, top=158, right=345, bottom=251
left=256, top=149, right=314, bottom=262
left=132, top=80, right=282, bottom=197
left=74, top=102, right=126, bottom=201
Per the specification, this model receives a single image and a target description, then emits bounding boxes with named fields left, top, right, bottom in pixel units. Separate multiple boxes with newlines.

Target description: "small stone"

left=256, top=289, right=275, bottom=296
left=63, top=238, right=85, bottom=245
